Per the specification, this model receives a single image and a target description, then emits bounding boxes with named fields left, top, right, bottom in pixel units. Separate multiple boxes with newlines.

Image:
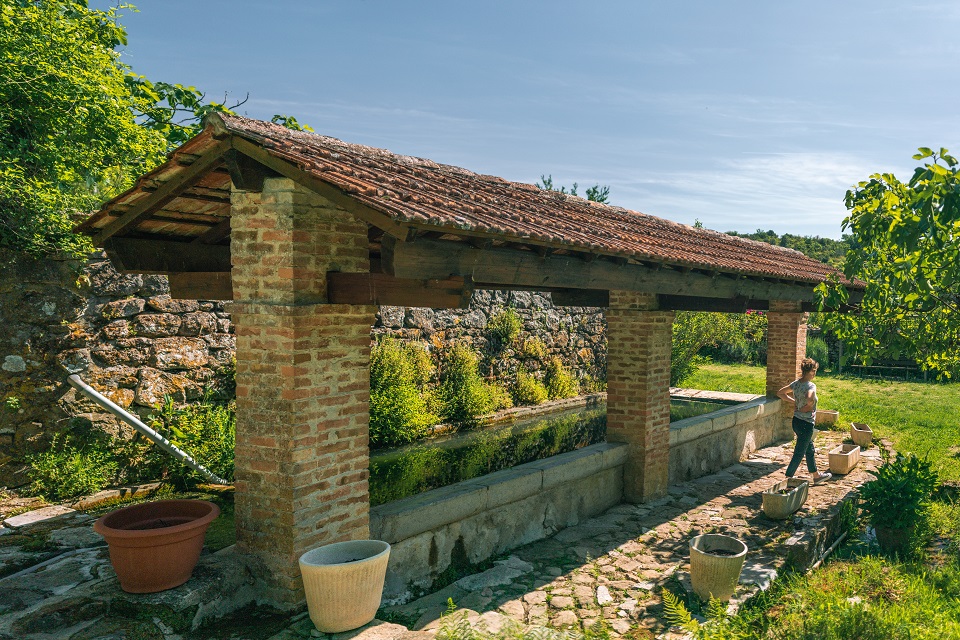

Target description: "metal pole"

left=67, top=374, right=230, bottom=485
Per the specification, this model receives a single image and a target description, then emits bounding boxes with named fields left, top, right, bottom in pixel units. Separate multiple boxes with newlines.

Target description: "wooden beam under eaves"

left=103, top=237, right=231, bottom=274
left=327, top=273, right=473, bottom=309
left=93, top=139, right=231, bottom=244
left=382, top=235, right=820, bottom=303
left=168, top=272, right=233, bottom=300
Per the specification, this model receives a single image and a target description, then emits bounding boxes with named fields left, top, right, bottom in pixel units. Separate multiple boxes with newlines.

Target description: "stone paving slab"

left=383, top=430, right=877, bottom=638
left=4, top=505, right=76, bottom=529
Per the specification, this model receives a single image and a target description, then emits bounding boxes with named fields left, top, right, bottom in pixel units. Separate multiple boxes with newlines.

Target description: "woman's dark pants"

left=786, top=417, right=817, bottom=477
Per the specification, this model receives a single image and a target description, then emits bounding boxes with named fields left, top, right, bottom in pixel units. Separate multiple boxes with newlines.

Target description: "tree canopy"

left=818, top=148, right=960, bottom=376
left=727, top=229, right=849, bottom=268
left=0, top=0, right=307, bottom=257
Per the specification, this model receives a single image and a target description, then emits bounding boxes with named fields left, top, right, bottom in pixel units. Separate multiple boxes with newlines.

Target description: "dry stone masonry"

left=0, top=248, right=606, bottom=489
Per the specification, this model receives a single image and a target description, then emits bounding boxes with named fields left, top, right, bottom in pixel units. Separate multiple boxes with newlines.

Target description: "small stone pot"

left=851, top=422, right=873, bottom=447
left=829, top=443, right=861, bottom=475
left=689, top=534, right=747, bottom=602
left=93, top=499, right=219, bottom=593
left=815, top=409, right=839, bottom=426
left=299, top=540, right=391, bottom=633
left=761, top=478, right=809, bottom=519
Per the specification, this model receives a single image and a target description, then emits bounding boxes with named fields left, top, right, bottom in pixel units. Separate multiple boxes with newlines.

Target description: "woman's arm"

left=776, top=383, right=795, bottom=403
left=799, top=388, right=816, bottom=412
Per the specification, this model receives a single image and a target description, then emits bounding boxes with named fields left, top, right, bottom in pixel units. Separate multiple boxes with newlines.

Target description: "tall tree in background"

left=537, top=175, right=610, bottom=203
left=0, top=0, right=308, bottom=257
left=818, top=148, right=960, bottom=377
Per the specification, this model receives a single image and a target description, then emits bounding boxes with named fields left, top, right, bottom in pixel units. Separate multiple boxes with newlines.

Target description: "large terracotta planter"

left=689, top=534, right=747, bottom=601
left=299, top=540, right=391, bottom=633
left=851, top=422, right=873, bottom=447
left=815, top=409, right=839, bottom=427
left=762, top=478, right=809, bottom=519
left=829, top=443, right=861, bottom=475
left=93, top=499, right=219, bottom=593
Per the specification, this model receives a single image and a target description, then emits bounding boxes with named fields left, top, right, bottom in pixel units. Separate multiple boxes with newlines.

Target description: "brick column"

left=765, top=300, right=809, bottom=402
left=231, top=177, right=375, bottom=605
left=606, top=291, right=675, bottom=503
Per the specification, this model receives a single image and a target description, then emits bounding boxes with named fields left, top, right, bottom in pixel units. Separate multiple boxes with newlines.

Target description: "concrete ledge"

left=371, top=442, right=628, bottom=603
left=669, top=397, right=788, bottom=483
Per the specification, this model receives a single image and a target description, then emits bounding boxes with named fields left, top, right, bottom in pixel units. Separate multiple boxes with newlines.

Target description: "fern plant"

left=661, top=589, right=748, bottom=640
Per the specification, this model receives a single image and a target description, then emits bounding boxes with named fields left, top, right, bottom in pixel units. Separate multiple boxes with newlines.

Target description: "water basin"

left=369, top=396, right=736, bottom=506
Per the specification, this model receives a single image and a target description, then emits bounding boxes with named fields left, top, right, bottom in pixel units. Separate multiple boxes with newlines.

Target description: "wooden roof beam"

left=103, top=237, right=230, bottom=274
left=382, top=235, right=820, bottom=303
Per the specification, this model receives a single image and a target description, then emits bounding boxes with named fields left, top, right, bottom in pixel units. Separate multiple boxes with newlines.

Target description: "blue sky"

left=108, top=1, right=960, bottom=238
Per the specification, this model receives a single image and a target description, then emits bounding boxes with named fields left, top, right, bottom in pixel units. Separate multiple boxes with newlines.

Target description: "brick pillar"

left=765, top=300, right=809, bottom=402
left=606, top=291, right=675, bottom=503
left=230, top=178, right=375, bottom=605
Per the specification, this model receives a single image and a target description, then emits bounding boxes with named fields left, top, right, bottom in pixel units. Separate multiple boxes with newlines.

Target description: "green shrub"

left=806, top=335, right=830, bottom=368
left=860, top=452, right=938, bottom=553
left=148, top=398, right=236, bottom=487
left=27, top=434, right=117, bottom=501
left=370, top=338, right=438, bottom=446
left=520, top=337, right=547, bottom=359
left=438, top=344, right=505, bottom=424
left=512, top=368, right=548, bottom=405
left=544, top=357, right=578, bottom=399
left=486, top=308, right=522, bottom=347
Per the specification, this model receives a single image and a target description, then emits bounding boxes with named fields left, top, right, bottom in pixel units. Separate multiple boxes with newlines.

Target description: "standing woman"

left=777, top=358, right=832, bottom=484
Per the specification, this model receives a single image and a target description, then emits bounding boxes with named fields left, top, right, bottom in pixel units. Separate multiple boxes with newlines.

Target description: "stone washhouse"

left=78, top=113, right=863, bottom=607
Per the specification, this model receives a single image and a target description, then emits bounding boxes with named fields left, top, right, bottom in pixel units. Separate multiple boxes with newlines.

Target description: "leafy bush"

left=27, top=434, right=117, bottom=501
left=544, top=357, right=578, bottom=399
left=672, top=312, right=743, bottom=386
left=486, top=308, right=522, bottom=348
left=520, top=337, right=547, bottom=360
left=147, top=398, right=236, bottom=487
left=370, top=338, right=438, bottom=446
left=860, top=453, right=938, bottom=536
left=512, top=368, right=548, bottom=405
left=438, top=344, right=508, bottom=424
left=806, top=336, right=830, bottom=368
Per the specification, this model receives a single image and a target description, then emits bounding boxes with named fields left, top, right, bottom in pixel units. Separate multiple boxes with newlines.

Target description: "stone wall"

left=0, top=249, right=608, bottom=489
left=0, top=250, right=235, bottom=487
left=373, top=289, right=606, bottom=383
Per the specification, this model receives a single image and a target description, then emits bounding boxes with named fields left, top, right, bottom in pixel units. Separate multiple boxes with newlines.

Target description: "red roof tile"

left=217, top=114, right=848, bottom=286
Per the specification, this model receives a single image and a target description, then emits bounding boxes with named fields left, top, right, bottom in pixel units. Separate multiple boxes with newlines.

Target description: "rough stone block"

left=5, top=505, right=76, bottom=529
left=522, top=446, right=604, bottom=490
left=471, top=467, right=542, bottom=510
left=372, top=484, right=488, bottom=542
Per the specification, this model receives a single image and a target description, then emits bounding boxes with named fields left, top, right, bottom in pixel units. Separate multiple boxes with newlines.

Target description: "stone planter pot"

left=689, top=534, right=747, bottom=601
left=829, top=443, right=861, bottom=475
left=815, top=409, right=839, bottom=426
left=762, top=478, right=809, bottom=519
left=93, top=499, right=219, bottom=593
left=299, top=540, right=391, bottom=633
left=851, top=422, right=873, bottom=447
left=874, top=525, right=912, bottom=554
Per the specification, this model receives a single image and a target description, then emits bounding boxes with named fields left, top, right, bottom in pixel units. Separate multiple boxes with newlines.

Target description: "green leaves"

left=819, top=147, right=960, bottom=378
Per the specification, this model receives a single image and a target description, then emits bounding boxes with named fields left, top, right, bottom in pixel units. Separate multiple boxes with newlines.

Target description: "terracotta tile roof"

left=216, top=115, right=848, bottom=286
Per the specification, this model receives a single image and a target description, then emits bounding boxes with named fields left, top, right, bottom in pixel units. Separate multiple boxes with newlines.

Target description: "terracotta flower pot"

left=299, top=540, right=391, bottom=633
left=874, top=525, right=912, bottom=554
left=762, top=478, right=809, bottom=519
left=93, top=499, right=219, bottom=593
left=689, top=534, right=747, bottom=602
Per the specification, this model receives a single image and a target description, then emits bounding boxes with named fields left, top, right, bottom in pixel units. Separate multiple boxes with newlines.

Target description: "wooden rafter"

left=93, top=139, right=231, bottom=244
left=327, top=273, right=473, bottom=308
left=103, top=237, right=230, bottom=274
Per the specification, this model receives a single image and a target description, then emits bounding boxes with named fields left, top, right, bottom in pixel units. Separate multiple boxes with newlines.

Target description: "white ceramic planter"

left=299, top=540, right=391, bottom=633
left=815, top=409, right=839, bottom=426
left=850, top=422, right=873, bottom=447
left=761, top=478, right=809, bottom=519
left=829, top=443, right=861, bottom=474
left=689, top=534, right=747, bottom=601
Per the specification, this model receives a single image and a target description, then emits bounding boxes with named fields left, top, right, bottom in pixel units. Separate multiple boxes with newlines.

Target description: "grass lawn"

left=685, top=363, right=960, bottom=483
